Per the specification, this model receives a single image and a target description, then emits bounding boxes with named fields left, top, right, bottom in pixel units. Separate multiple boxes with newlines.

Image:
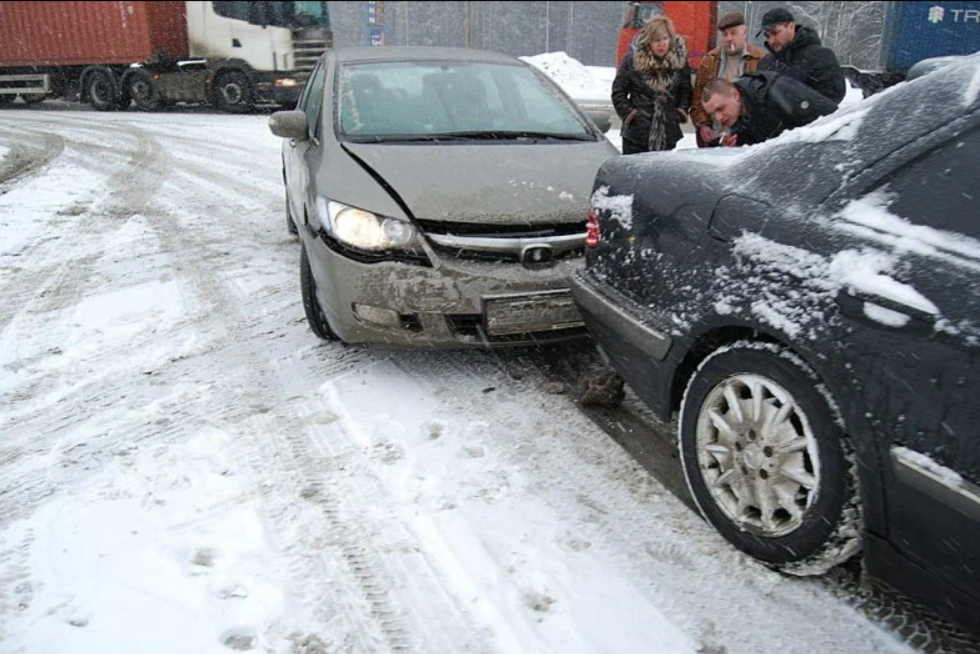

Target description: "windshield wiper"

left=344, top=134, right=478, bottom=143
left=344, top=131, right=596, bottom=144
left=434, top=130, right=595, bottom=142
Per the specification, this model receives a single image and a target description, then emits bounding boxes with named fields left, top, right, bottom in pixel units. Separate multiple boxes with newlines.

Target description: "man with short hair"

left=757, top=7, right=846, bottom=104
left=701, top=72, right=838, bottom=147
left=690, top=11, right=767, bottom=147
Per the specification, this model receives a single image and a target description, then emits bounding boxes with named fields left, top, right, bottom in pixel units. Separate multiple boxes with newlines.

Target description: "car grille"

left=416, top=219, right=586, bottom=264
left=292, top=29, right=333, bottom=73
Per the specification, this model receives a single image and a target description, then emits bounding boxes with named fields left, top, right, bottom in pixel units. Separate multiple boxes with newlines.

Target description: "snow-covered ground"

left=0, top=107, right=929, bottom=654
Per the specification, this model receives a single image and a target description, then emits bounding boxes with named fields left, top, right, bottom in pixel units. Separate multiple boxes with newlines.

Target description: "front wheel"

left=679, top=342, right=861, bottom=576
left=212, top=71, right=253, bottom=114
left=300, top=245, right=339, bottom=342
left=127, top=70, right=162, bottom=111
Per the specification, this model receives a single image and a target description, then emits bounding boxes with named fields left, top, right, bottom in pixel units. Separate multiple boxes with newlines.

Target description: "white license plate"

left=484, top=291, right=584, bottom=336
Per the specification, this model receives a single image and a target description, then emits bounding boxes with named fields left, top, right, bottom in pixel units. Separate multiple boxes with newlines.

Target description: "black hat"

left=718, top=11, right=745, bottom=31
left=757, top=8, right=795, bottom=36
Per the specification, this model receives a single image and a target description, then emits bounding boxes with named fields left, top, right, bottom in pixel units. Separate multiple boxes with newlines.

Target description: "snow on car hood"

left=342, top=141, right=616, bottom=225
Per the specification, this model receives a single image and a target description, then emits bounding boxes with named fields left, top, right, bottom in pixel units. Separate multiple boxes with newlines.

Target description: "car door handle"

left=834, top=289, right=937, bottom=330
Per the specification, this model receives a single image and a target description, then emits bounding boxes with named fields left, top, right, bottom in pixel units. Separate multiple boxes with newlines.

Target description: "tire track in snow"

left=0, top=118, right=171, bottom=536
left=362, top=351, right=919, bottom=654
left=0, top=118, right=168, bottom=339
left=0, top=128, right=65, bottom=191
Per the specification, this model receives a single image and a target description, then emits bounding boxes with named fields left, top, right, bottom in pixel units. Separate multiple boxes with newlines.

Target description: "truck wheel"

left=86, top=70, right=120, bottom=111
left=679, top=342, right=861, bottom=576
left=213, top=71, right=253, bottom=114
left=127, top=70, right=161, bottom=111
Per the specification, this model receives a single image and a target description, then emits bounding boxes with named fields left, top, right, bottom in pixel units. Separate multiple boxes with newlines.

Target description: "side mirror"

left=585, top=110, right=612, bottom=134
left=269, top=110, right=309, bottom=140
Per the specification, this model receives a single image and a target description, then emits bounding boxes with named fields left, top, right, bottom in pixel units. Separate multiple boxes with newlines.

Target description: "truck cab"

left=0, top=0, right=332, bottom=113
left=187, top=1, right=333, bottom=109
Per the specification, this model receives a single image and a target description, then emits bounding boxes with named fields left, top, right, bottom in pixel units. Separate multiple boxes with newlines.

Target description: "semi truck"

left=0, top=1, right=333, bottom=112
left=839, top=1, right=980, bottom=96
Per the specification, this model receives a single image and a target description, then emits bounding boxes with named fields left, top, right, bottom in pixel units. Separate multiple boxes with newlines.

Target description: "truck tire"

left=126, top=70, right=162, bottom=111
left=213, top=71, right=253, bottom=114
left=86, top=69, right=121, bottom=111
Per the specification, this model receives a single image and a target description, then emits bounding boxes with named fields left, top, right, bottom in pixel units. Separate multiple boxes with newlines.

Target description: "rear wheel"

left=86, top=69, right=121, bottom=111
left=127, top=70, right=162, bottom=111
left=300, top=245, right=339, bottom=341
left=213, top=71, right=253, bottom=114
left=679, top=342, right=861, bottom=575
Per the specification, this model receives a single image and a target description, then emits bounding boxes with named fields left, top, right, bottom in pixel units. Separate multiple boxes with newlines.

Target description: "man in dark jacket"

left=701, top=72, right=838, bottom=147
left=757, top=8, right=845, bottom=104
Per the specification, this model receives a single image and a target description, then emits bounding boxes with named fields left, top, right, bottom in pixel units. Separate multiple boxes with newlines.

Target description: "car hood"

left=342, top=141, right=617, bottom=225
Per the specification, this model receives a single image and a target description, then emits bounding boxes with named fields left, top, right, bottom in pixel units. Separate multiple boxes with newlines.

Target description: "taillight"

left=586, top=208, right=600, bottom=248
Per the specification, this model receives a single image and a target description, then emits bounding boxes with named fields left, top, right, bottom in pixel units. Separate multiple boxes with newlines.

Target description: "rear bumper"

left=570, top=270, right=676, bottom=419
left=570, top=270, right=672, bottom=360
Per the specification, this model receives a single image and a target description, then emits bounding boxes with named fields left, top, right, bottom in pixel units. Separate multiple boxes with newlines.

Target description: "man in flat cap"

left=690, top=11, right=768, bottom=147
left=757, top=7, right=845, bottom=103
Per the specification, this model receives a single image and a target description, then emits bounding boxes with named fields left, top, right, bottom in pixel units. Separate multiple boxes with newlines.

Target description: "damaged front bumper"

left=303, top=232, right=588, bottom=348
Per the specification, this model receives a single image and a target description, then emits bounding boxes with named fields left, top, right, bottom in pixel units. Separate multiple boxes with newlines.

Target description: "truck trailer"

left=0, top=0, right=333, bottom=112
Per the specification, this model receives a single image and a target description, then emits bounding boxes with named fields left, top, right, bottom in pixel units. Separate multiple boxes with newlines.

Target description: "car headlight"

left=317, top=198, right=420, bottom=252
left=274, top=78, right=299, bottom=88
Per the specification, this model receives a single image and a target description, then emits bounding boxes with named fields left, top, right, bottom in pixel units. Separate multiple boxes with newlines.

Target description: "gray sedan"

left=269, top=46, right=618, bottom=348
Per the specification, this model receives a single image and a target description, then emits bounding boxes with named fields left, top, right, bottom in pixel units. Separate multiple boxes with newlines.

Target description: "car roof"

left=331, top=46, right=522, bottom=66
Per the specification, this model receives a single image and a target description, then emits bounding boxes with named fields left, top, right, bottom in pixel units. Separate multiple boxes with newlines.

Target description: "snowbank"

left=522, top=52, right=615, bottom=104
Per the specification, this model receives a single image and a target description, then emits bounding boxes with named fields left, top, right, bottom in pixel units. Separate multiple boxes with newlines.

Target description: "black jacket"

left=612, top=50, right=692, bottom=151
left=758, top=25, right=845, bottom=104
left=731, top=71, right=839, bottom=146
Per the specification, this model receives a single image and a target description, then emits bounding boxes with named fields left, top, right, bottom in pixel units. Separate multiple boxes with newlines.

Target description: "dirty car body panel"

left=281, top=46, right=617, bottom=348
left=571, top=56, right=980, bottom=633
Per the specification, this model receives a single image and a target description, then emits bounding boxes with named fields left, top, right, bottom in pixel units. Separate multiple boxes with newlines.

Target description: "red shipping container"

left=0, top=1, right=188, bottom=68
left=617, top=1, right=718, bottom=68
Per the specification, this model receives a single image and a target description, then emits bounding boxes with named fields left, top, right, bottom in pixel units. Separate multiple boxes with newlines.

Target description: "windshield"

left=336, top=61, right=595, bottom=143
left=625, top=2, right=664, bottom=28
left=262, top=1, right=330, bottom=28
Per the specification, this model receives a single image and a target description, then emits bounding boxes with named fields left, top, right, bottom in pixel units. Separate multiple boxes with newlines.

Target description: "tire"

left=86, top=69, right=121, bottom=111
left=679, top=341, right=861, bottom=575
left=285, top=191, right=298, bottom=235
left=126, top=70, right=161, bottom=111
left=212, top=70, right=253, bottom=114
left=300, top=245, right=339, bottom=341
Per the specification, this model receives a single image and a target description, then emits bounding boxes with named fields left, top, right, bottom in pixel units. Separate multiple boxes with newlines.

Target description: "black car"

left=571, top=56, right=980, bottom=633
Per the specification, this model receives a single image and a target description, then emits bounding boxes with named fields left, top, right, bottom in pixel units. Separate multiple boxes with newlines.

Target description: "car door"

left=285, top=59, right=326, bottom=224
left=832, top=122, right=980, bottom=600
